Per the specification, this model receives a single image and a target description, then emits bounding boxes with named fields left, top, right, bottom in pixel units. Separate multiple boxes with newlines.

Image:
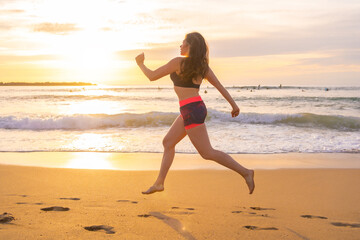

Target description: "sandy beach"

left=0, top=153, right=360, bottom=239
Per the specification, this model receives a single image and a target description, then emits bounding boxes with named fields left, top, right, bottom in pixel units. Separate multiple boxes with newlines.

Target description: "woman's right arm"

left=205, top=67, right=240, bottom=117
left=135, top=53, right=180, bottom=81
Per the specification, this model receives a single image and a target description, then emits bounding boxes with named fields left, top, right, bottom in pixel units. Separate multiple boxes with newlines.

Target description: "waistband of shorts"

left=179, top=95, right=203, bottom=107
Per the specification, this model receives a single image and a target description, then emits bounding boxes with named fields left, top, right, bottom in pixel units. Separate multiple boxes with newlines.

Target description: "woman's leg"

left=186, top=124, right=255, bottom=194
left=142, top=115, right=187, bottom=194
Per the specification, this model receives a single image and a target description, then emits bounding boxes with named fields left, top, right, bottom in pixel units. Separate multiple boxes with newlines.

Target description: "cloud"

left=0, top=54, right=60, bottom=64
left=0, top=9, right=25, bottom=14
left=0, top=9, right=26, bottom=31
left=117, top=11, right=360, bottom=64
left=0, top=23, right=13, bottom=30
left=101, top=27, right=113, bottom=31
left=117, top=45, right=178, bottom=61
left=33, top=22, right=81, bottom=35
left=296, top=50, right=360, bottom=66
left=208, top=13, right=360, bottom=58
left=109, top=0, right=126, bottom=3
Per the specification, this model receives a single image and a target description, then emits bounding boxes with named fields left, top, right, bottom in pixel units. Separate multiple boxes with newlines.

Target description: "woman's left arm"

left=205, top=67, right=240, bottom=117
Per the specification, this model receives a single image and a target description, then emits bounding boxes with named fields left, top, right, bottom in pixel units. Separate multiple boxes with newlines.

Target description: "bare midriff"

left=174, top=86, right=201, bottom=101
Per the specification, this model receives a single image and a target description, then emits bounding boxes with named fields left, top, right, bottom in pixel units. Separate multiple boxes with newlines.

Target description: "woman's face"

left=180, top=39, right=190, bottom=56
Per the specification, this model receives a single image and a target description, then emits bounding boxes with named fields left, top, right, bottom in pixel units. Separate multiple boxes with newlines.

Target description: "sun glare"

left=65, top=152, right=114, bottom=170
left=28, top=0, right=151, bottom=84
left=59, top=35, right=117, bottom=83
left=64, top=133, right=124, bottom=153
left=63, top=99, right=127, bottom=115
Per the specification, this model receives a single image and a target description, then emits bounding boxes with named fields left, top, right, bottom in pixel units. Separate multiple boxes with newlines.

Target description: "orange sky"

left=0, top=0, right=359, bottom=86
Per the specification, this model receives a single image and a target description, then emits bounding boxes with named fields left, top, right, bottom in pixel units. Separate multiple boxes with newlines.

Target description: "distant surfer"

left=135, top=32, right=255, bottom=194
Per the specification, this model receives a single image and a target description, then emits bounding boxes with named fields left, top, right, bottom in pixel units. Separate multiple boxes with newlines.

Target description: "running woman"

left=135, top=32, right=255, bottom=195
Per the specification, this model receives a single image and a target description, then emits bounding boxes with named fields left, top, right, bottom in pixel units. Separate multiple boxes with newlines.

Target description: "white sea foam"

left=0, top=112, right=178, bottom=130
left=1, top=111, right=359, bottom=131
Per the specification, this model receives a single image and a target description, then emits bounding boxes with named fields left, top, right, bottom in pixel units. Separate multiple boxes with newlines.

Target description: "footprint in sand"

left=84, top=225, right=115, bottom=234
left=59, top=198, right=80, bottom=201
left=0, top=213, right=15, bottom=224
left=301, top=215, right=327, bottom=219
left=16, top=202, right=44, bottom=205
left=232, top=209, right=269, bottom=217
left=233, top=211, right=250, bottom=214
left=250, top=207, right=276, bottom=211
left=248, top=207, right=275, bottom=217
left=172, top=207, right=195, bottom=210
left=243, top=225, right=278, bottom=230
left=171, top=207, right=195, bottom=211
left=117, top=200, right=138, bottom=204
left=331, top=222, right=360, bottom=228
left=168, top=207, right=195, bottom=215
left=7, top=194, right=27, bottom=197
left=41, top=206, right=70, bottom=211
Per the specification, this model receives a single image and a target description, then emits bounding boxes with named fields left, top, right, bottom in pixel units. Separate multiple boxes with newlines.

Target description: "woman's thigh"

left=185, top=124, right=213, bottom=155
left=163, top=115, right=187, bottom=148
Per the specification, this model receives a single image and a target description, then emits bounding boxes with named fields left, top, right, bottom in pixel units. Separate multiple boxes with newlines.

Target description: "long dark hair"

left=180, top=32, right=209, bottom=82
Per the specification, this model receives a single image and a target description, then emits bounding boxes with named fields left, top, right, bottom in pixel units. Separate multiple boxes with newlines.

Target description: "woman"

left=135, top=32, right=255, bottom=194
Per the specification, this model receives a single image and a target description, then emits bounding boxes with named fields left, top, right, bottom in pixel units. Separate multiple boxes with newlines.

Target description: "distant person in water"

left=135, top=32, right=255, bottom=194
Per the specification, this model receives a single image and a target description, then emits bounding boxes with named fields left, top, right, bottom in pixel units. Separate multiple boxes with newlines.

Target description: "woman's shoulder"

left=168, top=57, right=184, bottom=71
left=170, top=57, right=185, bottom=64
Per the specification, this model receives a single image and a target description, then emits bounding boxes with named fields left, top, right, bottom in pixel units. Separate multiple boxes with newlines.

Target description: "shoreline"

left=0, top=152, right=359, bottom=171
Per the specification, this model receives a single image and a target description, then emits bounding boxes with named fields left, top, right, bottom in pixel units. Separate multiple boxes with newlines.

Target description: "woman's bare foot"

left=245, top=170, right=255, bottom=194
left=142, top=184, right=164, bottom=194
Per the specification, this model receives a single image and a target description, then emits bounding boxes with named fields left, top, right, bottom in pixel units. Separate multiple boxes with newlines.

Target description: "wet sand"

left=0, top=154, right=360, bottom=239
left=0, top=152, right=359, bottom=170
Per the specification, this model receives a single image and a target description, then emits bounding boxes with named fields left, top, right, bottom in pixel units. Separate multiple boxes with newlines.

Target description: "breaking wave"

left=1, top=111, right=359, bottom=131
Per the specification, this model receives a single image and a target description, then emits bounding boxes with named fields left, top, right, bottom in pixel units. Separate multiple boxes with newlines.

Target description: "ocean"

left=0, top=84, right=359, bottom=154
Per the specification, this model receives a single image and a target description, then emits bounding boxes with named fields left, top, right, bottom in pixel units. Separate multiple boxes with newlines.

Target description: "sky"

left=0, top=0, right=359, bottom=86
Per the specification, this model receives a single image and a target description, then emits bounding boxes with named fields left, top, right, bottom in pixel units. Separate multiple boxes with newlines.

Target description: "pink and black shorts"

left=179, top=95, right=207, bottom=130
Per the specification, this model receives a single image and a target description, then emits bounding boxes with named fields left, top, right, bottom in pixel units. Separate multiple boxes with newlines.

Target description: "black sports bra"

left=170, top=72, right=200, bottom=89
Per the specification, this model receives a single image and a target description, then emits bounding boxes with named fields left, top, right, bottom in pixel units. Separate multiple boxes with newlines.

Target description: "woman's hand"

left=135, top=52, right=145, bottom=66
left=231, top=105, right=240, bottom=117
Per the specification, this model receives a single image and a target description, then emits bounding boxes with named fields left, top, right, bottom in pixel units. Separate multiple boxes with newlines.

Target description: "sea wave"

left=0, top=112, right=178, bottom=130
left=209, top=110, right=360, bottom=131
left=0, top=111, right=359, bottom=131
left=276, top=113, right=360, bottom=130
